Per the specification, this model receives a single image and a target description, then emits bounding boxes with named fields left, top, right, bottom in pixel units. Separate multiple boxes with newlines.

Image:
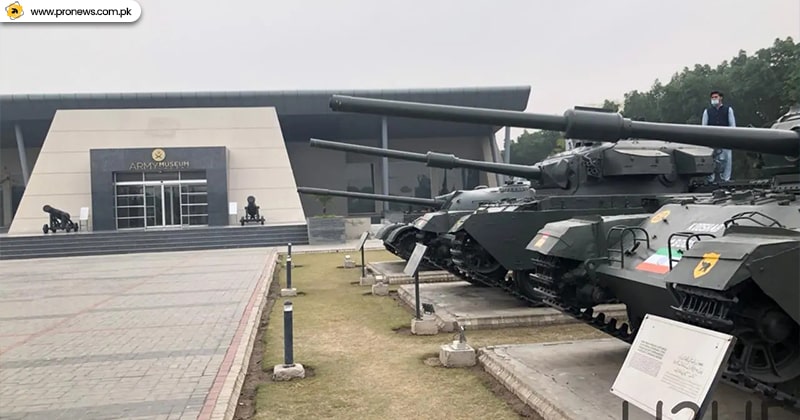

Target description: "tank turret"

left=329, top=95, right=800, bottom=158
left=308, top=138, right=541, bottom=180
left=297, top=187, right=444, bottom=208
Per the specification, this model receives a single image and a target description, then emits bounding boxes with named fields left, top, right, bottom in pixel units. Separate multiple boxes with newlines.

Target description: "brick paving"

left=0, top=247, right=278, bottom=420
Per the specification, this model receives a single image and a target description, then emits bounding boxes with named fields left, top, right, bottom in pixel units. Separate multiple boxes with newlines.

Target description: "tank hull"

left=527, top=198, right=800, bottom=407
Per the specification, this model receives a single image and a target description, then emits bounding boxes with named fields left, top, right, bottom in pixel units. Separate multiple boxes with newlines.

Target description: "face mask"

left=711, top=98, right=719, bottom=106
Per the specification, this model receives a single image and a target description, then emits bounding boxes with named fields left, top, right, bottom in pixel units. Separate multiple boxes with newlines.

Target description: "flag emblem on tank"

left=635, top=247, right=682, bottom=274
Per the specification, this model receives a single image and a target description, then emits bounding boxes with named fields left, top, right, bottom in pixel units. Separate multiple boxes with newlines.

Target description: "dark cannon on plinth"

left=42, top=205, right=79, bottom=234
left=240, top=196, right=266, bottom=226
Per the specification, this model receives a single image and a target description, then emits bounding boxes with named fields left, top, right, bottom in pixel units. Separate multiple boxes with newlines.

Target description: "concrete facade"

left=0, top=87, right=532, bottom=231
left=8, top=107, right=305, bottom=234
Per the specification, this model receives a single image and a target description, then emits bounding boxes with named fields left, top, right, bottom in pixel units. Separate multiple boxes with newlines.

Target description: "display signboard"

left=357, top=231, right=370, bottom=251
left=228, top=202, right=238, bottom=216
left=403, top=243, right=428, bottom=277
left=610, top=314, right=736, bottom=420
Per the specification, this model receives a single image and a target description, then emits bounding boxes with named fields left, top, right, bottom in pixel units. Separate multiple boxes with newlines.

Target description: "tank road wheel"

left=728, top=305, right=800, bottom=385
left=514, top=270, right=541, bottom=301
left=451, top=233, right=506, bottom=285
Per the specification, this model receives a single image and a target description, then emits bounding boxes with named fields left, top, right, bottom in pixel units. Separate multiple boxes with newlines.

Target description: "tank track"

left=527, top=253, right=800, bottom=411
left=426, top=230, right=799, bottom=409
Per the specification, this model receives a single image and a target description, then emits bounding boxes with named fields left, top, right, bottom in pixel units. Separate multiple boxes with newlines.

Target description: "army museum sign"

left=89, top=147, right=228, bottom=231
left=128, top=148, right=191, bottom=171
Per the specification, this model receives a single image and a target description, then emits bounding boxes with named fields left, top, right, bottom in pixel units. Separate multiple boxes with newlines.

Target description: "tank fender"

left=527, top=218, right=604, bottom=261
left=375, top=223, right=405, bottom=240
left=385, top=224, right=419, bottom=243
left=666, top=228, right=800, bottom=325
left=448, top=214, right=472, bottom=233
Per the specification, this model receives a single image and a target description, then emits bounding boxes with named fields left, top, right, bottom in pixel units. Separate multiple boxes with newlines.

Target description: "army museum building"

left=0, top=86, right=530, bottom=235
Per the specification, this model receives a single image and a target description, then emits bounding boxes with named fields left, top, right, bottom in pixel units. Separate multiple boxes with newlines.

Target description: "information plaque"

left=228, top=202, right=238, bottom=216
left=610, top=314, right=736, bottom=420
left=357, top=231, right=370, bottom=251
left=403, top=243, right=428, bottom=277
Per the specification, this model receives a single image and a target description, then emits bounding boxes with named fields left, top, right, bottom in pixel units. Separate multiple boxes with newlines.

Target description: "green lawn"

left=254, top=250, right=604, bottom=419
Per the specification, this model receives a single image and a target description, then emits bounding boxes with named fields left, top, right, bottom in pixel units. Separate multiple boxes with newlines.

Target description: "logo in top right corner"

left=693, top=252, right=720, bottom=278
left=6, top=1, right=23, bottom=19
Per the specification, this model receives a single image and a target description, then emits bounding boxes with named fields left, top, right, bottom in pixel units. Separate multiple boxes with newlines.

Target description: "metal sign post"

left=357, top=231, right=369, bottom=278
left=403, top=243, right=428, bottom=321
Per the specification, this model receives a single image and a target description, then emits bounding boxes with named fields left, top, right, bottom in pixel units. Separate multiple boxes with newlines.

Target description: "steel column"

left=381, top=117, right=389, bottom=212
left=14, top=124, right=30, bottom=186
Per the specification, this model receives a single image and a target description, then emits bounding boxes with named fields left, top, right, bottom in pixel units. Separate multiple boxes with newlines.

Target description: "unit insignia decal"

left=693, top=252, right=720, bottom=279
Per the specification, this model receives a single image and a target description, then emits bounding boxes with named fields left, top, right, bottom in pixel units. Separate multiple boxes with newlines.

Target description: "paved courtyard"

left=0, top=247, right=278, bottom=420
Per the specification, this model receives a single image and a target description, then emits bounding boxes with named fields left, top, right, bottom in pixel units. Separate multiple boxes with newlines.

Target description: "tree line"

left=505, top=37, right=799, bottom=179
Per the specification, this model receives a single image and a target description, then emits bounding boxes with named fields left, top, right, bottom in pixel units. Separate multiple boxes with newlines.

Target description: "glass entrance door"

left=114, top=171, right=208, bottom=230
left=163, top=184, right=181, bottom=227
left=144, top=183, right=182, bottom=228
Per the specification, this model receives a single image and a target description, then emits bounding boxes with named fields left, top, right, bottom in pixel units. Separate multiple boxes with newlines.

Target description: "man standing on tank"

left=702, top=90, right=736, bottom=182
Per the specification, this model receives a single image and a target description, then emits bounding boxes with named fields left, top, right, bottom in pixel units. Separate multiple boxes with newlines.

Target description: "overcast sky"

left=1, top=0, right=798, bottom=144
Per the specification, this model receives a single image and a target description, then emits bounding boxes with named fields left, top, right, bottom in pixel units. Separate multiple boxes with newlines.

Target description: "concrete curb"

left=478, top=345, right=572, bottom=420
left=396, top=285, right=628, bottom=333
left=283, top=245, right=385, bottom=255
left=367, top=261, right=459, bottom=285
left=198, top=248, right=279, bottom=420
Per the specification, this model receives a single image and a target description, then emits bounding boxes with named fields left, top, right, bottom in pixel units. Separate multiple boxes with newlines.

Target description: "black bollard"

left=283, top=300, right=294, bottom=367
left=414, top=270, right=421, bottom=320
left=286, top=255, right=292, bottom=289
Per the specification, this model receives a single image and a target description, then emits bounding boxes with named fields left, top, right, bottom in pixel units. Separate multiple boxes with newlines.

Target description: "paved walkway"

left=0, top=247, right=278, bottom=420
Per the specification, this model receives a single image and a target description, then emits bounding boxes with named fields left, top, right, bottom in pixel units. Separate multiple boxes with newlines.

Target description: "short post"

left=283, top=300, right=294, bottom=367
left=281, top=243, right=297, bottom=297
left=272, top=300, right=305, bottom=380
left=286, top=254, right=292, bottom=289
left=414, top=270, right=421, bottom=320
left=360, top=245, right=366, bottom=278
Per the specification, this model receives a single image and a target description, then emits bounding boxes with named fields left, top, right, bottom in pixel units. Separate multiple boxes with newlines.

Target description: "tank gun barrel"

left=297, top=187, right=444, bottom=208
left=309, top=138, right=541, bottom=180
left=329, top=95, right=800, bottom=157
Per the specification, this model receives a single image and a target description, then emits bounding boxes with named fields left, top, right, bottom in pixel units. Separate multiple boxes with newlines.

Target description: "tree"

left=610, top=37, right=799, bottom=180
left=505, top=130, right=565, bottom=165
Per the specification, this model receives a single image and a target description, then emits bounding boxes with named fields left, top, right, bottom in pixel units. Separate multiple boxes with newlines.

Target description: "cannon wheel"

left=260, top=218, right=264, bottom=225
left=43, top=224, right=49, bottom=234
left=65, top=224, right=72, bottom=233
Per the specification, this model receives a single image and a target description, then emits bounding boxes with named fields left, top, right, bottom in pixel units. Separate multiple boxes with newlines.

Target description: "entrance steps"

left=0, top=224, right=308, bottom=260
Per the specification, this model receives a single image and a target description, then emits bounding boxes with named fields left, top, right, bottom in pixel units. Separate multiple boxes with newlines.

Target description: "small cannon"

left=240, top=196, right=265, bottom=226
left=42, top=205, right=79, bottom=234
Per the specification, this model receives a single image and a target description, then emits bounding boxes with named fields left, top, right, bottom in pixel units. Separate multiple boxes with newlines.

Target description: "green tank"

left=525, top=105, right=800, bottom=408
left=324, top=96, right=723, bottom=297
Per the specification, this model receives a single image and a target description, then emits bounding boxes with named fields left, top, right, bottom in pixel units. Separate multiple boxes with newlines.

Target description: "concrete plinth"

left=280, top=288, right=297, bottom=297
left=366, top=260, right=458, bottom=285
left=372, top=282, right=389, bottom=296
left=439, top=342, right=476, bottom=367
left=343, top=256, right=355, bottom=268
left=478, top=339, right=798, bottom=420
left=411, top=315, right=438, bottom=335
left=272, top=363, right=305, bottom=381
left=360, top=274, right=386, bottom=286
left=397, top=281, right=627, bottom=333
